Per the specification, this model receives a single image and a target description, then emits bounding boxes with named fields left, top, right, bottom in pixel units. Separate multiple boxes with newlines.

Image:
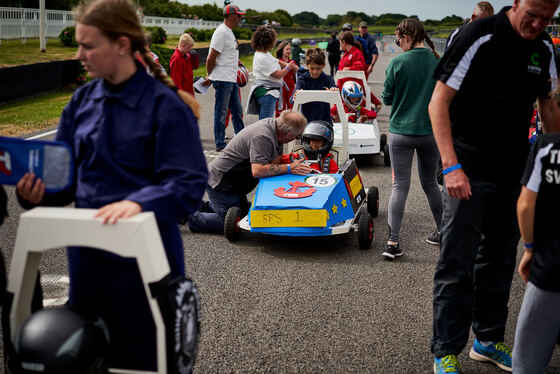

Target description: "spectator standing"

left=342, top=23, right=353, bottom=32
left=188, top=111, right=312, bottom=234
left=170, top=33, right=198, bottom=95
left=16, top=0, right=208, bottom=370
left=275, top=40, right=296, bottom=116
left=291, top=38, right=304, bottom=66
left=429, top=1, right=560, bottom=373
left=247, top=26, right=297, bottom=120
left=338, top=31, right=366, bottom=73
left=513, top=133, right=560, bottom=373
left=326, top=32, right=341, bottom=77
left=355, top=21, right=379, bottom=79
left=207, top=3, right=246, bottom=151
left=446, top=1, right=495, bottom=50
left=381, top=18, right=442, bottom=260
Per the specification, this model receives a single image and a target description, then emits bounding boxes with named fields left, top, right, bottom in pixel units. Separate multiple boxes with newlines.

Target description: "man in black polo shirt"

left=514, top=133, right=560, bottom=373
left=429, top=0, right=560, bottom=373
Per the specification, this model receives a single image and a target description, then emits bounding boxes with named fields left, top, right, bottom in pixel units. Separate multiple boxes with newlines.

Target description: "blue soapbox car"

left=224, top=91, right=380, bottom=249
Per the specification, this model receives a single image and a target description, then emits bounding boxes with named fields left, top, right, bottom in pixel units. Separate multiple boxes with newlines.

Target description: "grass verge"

left=0, top=90, right=74, bottom=137
left=0, top=38, right=77, bottom=68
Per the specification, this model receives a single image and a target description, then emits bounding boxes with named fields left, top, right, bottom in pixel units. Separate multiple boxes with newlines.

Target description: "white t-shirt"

left=208, top=23, right=239, bottom=82
left=252, top=52, right=283, bottom=84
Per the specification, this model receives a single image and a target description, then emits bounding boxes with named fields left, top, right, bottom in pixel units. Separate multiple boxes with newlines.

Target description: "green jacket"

left=382, top=48, right=439, bottom=136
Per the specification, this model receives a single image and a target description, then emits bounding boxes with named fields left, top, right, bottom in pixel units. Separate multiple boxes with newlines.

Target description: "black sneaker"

left=426, top=231, right=441, bottom=245
left=382, top=243, right=402, bottom=260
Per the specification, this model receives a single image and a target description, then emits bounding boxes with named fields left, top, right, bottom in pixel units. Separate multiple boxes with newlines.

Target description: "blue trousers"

left=188, top=185, right=251, bottom=234
left=431, top=179, right=520, bottom=357
left=212, top=81, right=244, bottom=149
left=256, top=94, right=278, bottom=120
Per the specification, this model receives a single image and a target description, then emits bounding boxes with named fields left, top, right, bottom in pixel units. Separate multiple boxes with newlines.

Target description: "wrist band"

left=443, top=163, right=462, bottom=175
left=287, top=164, right=291, bottom=174
left=524, top=242, right=534, bottom=249
left=284, top=66, right=290, bottom=70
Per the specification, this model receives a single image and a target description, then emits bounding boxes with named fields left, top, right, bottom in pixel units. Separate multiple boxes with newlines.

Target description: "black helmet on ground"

left=302, top=120, right=334, bottom=160
left=13, top=307, right=110, bottom=374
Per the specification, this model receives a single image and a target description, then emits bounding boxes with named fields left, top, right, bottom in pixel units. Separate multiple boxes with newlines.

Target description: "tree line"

left=0, top=0, right=468, bottom=27
left=3, top=0, right=559, bottom=28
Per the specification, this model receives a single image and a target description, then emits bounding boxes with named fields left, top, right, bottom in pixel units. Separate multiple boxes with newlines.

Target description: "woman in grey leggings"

left=381, top=18, right=443, bottom=260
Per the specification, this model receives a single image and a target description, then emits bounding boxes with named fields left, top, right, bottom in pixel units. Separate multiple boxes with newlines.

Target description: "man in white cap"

left=207, top=3, right=246, bottom=151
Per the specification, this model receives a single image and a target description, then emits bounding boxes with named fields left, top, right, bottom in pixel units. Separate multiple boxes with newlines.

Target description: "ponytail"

left=76, top=0, right=201, bottom=120
left=423, top=34, right=440, bottom=59
left=138, top=48, right=201, bottom=120
left=396, top=18, right=440, bottom=59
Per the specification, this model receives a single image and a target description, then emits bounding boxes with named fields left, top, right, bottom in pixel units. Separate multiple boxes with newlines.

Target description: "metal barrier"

left=0, top=7, right=221, bottom=40
left=381, top=35, right=447, bottom=56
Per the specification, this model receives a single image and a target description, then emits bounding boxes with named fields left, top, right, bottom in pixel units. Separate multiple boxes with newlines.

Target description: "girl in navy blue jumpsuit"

left=16, top=0, right=208, bottom=370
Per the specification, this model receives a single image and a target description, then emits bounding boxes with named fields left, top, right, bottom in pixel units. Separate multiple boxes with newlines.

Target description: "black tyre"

left=357, top=210, right=374, bottom=249
left=367, top=186, right=379, bottom=217
left=224, top=206, right=242, bottom=242
left=380, top=133, right=387, bottom=153
left=383, top=143, right=391, bottom=166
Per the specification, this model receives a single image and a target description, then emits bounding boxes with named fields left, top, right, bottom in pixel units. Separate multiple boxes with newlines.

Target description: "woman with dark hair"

left=381, top=18, right=442, bottom=260
left=275, top=40, right=296, bottom=116
left=247, top=26, right=297, bottom=119
left=16, top=0, right=208, bottom=370
left=338, top=31, right=366, bottom=73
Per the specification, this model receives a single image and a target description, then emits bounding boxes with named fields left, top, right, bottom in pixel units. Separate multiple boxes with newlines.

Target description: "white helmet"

left=341, top=81, right=364, bottom=112
left=291, top=38, right=301, bottom=47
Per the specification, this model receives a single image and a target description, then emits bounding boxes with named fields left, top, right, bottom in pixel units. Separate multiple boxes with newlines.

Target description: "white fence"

left=0, top=7, right=221, bottom=40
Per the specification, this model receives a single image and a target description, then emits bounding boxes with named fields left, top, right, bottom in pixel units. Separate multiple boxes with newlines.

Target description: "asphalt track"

left=1, top=47, right=559, bottom=373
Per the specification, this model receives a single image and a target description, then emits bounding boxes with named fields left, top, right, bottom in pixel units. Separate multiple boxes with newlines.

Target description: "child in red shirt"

left=282, top=121, right=338, bottom=174
left=169, top=33, right=199, bottom=96
left=331, top=81, right=377, bottom=123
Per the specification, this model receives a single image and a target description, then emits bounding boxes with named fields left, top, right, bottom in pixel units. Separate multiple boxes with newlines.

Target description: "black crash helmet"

left=13, top=307, right=110, bottom=374
left=302, top=120, right=334, bottom=160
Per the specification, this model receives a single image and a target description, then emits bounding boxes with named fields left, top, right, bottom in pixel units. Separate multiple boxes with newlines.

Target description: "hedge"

left=59, top=26, right=77, bottom=47
left=144, top=26, right=167, bottom=44
left=150, top=45, right=174, bottom=73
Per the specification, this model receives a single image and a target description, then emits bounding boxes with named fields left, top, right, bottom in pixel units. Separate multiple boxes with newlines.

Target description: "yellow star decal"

left=332, top=204, right=338, bottom=214
left=341, top=198, right=347, bottom=208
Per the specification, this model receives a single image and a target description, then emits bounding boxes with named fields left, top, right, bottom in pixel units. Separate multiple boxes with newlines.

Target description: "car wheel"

left=380, top=133, right=387, bottom=152
left=367, top=186, right=379, bottom=218
left=383, top=143, right=391, bottom=167
left=224, top=206, right=242, bottom=242
left=357, top=209, right=374, bottom=250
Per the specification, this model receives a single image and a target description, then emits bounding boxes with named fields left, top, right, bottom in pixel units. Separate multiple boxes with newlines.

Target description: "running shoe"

left=469, top=339, right=512, bottom=372
left=426, top=231, right=441, bottom=245
left=382, top=243, right=402, bottom=260
left=434, top=355, right=460, bottom=374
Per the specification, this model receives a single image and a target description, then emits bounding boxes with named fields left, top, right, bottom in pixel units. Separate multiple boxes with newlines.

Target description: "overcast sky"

left=180, top=0, right=515, bottom=20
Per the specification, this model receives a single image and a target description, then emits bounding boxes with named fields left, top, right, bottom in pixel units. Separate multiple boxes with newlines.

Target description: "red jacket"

left=338, top=46, right=366, bottom=73
left=170, top=47, right=199, bottom=95
left=331, top=104, right=377, bottom=122
left=280, top=152, right=339, bottom=173
left=276, top=58, right=296, bottom=116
